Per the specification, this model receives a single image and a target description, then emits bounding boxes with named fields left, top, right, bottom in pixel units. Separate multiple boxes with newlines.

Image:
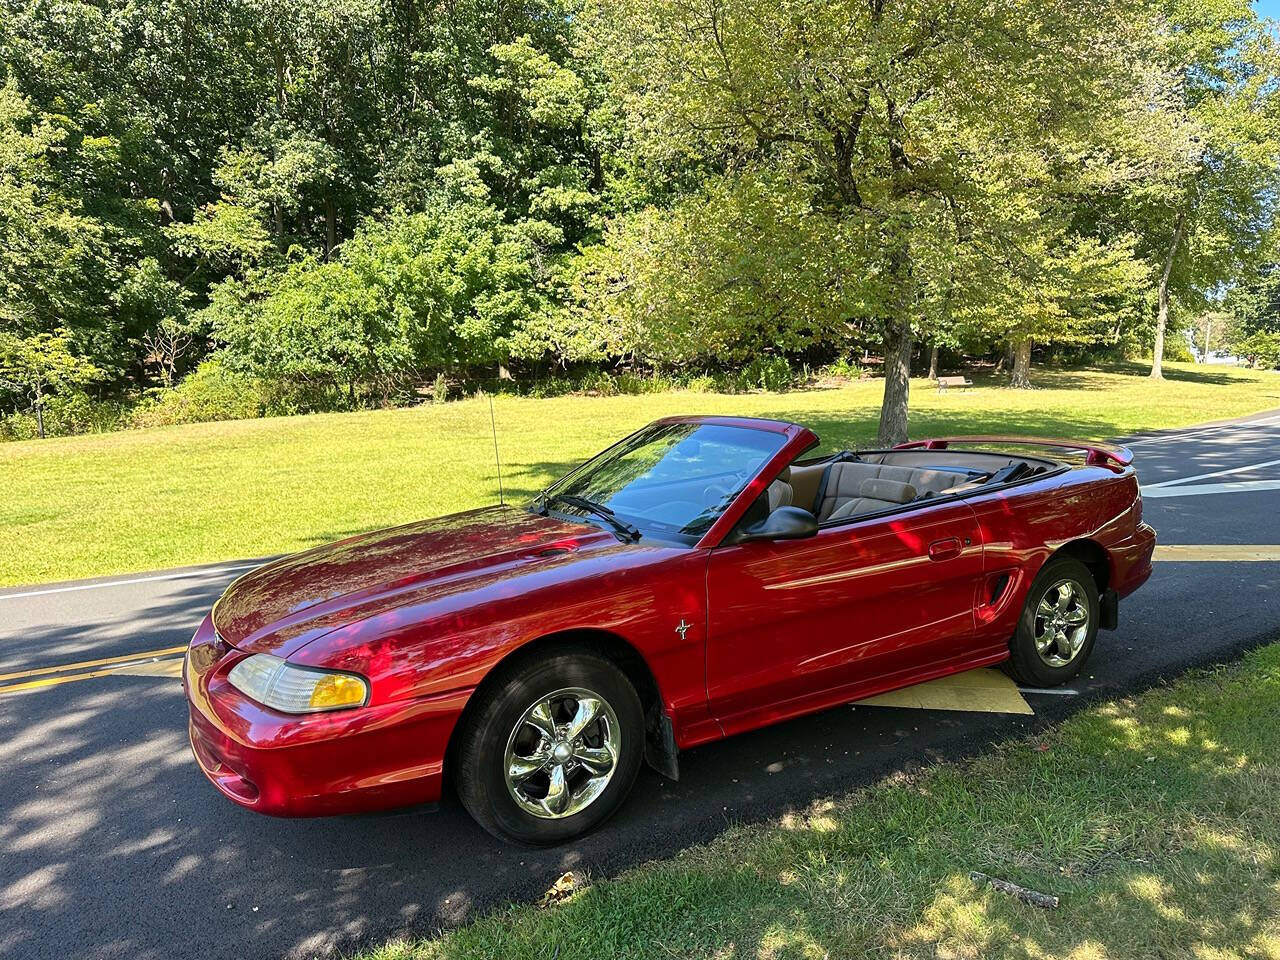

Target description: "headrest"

left=767, top=476, right=794, bottom=510
left=859, top=477, right=916, bottom=503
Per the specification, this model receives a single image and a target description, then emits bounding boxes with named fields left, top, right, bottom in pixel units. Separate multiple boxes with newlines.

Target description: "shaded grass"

left=360, top=643, right=1280, bottom=960
left=3, top=361, right=1279, bottom=586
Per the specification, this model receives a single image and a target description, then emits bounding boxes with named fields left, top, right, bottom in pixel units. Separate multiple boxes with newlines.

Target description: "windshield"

left=539, top=422, right=787, bottom=540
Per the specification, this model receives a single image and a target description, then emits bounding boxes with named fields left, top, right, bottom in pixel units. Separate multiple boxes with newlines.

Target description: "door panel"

left=705, top=500, right=984, bottom=736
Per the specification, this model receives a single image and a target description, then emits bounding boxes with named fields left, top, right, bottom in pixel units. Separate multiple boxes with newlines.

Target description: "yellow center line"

left=0, top=665, right=183, bottom=695
left=1154, top=545, right=1280, bottom=562
left=0, top=644, right=188, bottom=684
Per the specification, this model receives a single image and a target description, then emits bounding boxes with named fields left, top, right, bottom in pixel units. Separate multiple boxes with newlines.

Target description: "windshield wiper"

left=545, top=493, right=641, bottom=542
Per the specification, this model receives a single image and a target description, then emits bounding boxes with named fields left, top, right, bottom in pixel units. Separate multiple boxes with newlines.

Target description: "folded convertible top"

left=893, top=436, right=1134, bottom=469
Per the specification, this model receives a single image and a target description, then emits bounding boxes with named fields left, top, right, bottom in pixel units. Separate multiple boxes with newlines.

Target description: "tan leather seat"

left=828, top=478, right=918, bottom=520
left=815, top=461, right=978, bottom=520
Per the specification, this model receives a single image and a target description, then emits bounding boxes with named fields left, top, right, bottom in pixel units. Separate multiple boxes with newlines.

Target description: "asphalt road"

left=5, top=408, right=1280, bottom=960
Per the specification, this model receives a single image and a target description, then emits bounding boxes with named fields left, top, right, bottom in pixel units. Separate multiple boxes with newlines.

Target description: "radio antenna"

left=488, top=393, right=505, bottom=506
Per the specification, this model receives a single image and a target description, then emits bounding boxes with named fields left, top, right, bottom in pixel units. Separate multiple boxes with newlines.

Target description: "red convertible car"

left=185, top=415, right=1155, bottom=844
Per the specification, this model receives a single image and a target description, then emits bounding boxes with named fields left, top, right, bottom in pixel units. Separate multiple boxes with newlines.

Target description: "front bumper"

left=184, top=614, right=471, bottom=817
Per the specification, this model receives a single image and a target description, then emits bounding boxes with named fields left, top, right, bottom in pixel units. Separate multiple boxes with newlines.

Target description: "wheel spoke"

left=507, top=755, right=544, bottom=782
left=1037, top=599, right=1057, bottom=619
left=540, top=764, right=569, bottom=816
left=1055, top=587, right=1074, bottom=613
left=574, top=743, right=615, bottom=775
left=1055, top=629, right=1075, bottom=660
left=564, top=696, right=603, bottom=740
left=1063, top=606, right=1088, bottom=625
left=524, top=699, right=556, bottom=740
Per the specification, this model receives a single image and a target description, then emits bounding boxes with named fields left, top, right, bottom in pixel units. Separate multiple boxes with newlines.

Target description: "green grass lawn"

left=3, top=361, right=1278, bottom=587
left=361, top=643, right=1280, bottom=960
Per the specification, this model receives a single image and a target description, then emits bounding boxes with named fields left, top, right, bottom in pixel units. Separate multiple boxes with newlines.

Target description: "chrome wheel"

left=1033, top=578, right=1090, bottom=667
left=503, top=687, right=621, bottom=820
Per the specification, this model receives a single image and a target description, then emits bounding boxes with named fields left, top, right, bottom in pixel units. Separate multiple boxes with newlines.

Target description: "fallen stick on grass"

left=969, top=871, right=1060, bottom=909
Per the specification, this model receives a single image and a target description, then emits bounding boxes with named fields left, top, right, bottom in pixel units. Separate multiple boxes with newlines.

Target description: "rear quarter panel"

left=963, top=465, right=1142, bottom=650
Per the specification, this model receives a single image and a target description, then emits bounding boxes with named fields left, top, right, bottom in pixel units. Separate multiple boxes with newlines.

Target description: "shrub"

left=714, top=356, right=796, bottom=392
left=0, top=392, right=125, bottom=441
left=1163, top=337, right=1195, bottom=363
left=577, top=369, right=620, bottom=396
left=129, top=359, right=265, bottom=428
left=526, top=375, right=576, bottom=398
left=821, top=355, right=864, bottom=380
left=682, top=374, right=718, bottom=393
left=616, top=371, right=679, bottom=394
left=432, top=372, right=450, bottom=404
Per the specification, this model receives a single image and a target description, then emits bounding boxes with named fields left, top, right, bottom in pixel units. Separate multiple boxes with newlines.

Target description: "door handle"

left=928, top=537, right=963, bottom=561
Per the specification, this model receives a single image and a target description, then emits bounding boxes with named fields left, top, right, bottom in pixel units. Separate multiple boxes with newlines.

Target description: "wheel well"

left=1054, top=539, right=1110, bottom=594
left=441, top=628, right=665, bottom=794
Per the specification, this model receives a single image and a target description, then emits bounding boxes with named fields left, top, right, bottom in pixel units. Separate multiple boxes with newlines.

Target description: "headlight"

left=227, top=654, right=369, bottom=713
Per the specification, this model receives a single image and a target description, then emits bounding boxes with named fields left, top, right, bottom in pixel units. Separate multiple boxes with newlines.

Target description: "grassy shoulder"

left=3, top=361, right=1278, bottom=586
left=364, top=644, right=1280, bottom=960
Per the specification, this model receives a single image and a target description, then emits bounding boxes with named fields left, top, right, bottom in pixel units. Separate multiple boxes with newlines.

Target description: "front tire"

left=1004, top=555, right=1099, bottom=687
left=455, top=648, right=644, bottom=845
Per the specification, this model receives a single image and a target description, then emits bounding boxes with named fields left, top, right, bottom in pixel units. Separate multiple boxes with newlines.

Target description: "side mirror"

left=737, top=506, right=819, bottom=543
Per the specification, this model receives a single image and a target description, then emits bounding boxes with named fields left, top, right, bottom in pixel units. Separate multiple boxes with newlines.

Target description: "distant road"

left=3, top=409, right=1280, bottom=960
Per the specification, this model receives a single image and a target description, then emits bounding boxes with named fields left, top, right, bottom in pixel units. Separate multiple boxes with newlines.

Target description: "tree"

left=1237, top=330, right=1280, bottom=367
left=1223, top=259, right=1280, bottom=358
left=212, top=202, right=544, bottom=401
left=955, top=234, right=1149, bottom=388
left=576, top=172, right=873, bottom=368
left=586, top=0, right=1190, bottom=441
left=1139, top=1, right=1280, bottom=379
left=0, top=331, right=101, bottom=437
left=118, top=258, right=194, bottom=387
left=0, top=81, right=114, bottom=352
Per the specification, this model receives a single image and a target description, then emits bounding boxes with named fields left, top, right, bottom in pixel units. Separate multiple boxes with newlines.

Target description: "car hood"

left=212, top=506, right=619, bottom=657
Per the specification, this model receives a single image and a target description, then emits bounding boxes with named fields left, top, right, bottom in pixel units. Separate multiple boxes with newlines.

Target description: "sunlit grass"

left=358, top=643, right=1280, bottom=960
left=2, top=360, right=1278, bottom=586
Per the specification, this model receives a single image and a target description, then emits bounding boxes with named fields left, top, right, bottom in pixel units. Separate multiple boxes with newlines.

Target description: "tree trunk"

left=1202, top=314, right=1212, bottom=363
left=927, top=344, right=939, bottom=380
left=34, top=394, right=45, bottom=439
left=877, top=315, right=912, bottom=446
left=994, top=343, right=1013, bottom=374
left=272, top=41, right=287, bottom=110
left=1010, top=337, right=1032, bottom=389
left=1150, top=210, right=1186, bottom=381
left=325, top=196, right=337, bottom=258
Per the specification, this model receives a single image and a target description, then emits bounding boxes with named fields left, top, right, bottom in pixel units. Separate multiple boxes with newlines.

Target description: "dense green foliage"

left=2, top=0, right=1279, bottom=438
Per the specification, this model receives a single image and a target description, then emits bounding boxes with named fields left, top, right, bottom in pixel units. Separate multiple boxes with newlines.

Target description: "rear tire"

left=1003, top=555, right=1099, bottom=687
left=455, top=648, right=644, bottom=845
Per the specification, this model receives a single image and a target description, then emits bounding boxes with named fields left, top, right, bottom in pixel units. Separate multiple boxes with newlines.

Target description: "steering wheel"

left=702, top=479, right=739, bottom=505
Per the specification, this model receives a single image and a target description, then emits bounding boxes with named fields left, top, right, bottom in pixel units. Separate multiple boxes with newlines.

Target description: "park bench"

left=936, top=375, right=973, bottom=393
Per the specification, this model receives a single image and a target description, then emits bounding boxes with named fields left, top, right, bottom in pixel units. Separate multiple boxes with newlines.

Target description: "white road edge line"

left=0, top=563, right=263, bottom=602
left=1143, top=479, right=1280, bottom=499
left=1144, top=456, right=1280, bottom=489
left=1124, top=413, right=1280, bottom=447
